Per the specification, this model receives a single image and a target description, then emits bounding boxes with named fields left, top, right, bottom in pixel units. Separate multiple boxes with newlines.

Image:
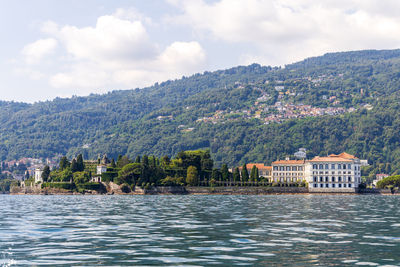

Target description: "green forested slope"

left=1, top=49, right=400, bottom=179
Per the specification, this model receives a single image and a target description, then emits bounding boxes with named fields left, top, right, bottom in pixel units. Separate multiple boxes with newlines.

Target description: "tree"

left=186, top=165, right=199, bottom=186
left=142, top=155, right=149, bottom=166
left=110, top=159, right=116, bottom=168
left=71, top=159, right=78, bottom=173
left=76, top=154, right=85, bottom=172
left=135, top=156, right=141, bottom=163
left=233, top=167, right=240, bottom=182
left=221, top=164, right=230, bottom=181
left=59, top=156, right=70, bottom=170
left=73, top=171, right=89, bottom=184
left=117, top=163, right=141, bottom=185
left=211, top=168, right=222, bottom=181
left=117, top=156, right=131, bottom=168
left=250, top=165, right=259, bottom=181
left=41, top=165, right=50, bottom=182
left=241, top=164, right=249, bottom=181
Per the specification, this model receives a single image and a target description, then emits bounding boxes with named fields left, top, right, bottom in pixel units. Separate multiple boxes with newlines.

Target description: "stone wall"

left=185, top=186, right=309, bottom=195
left=309, top=187, right=357, bottom=193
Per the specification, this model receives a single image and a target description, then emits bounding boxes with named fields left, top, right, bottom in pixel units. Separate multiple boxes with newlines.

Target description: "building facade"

left=241, top=163, right=272, bottom=181
left=34, top=168, right=43, bottom=184
left=271, top=158, right=306, bottom=183
left=306, top=153, right=362, bottom=190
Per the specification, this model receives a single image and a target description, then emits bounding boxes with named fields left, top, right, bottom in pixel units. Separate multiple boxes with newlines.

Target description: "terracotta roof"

left=272, top=160, right=305, bottom=165
left=328, top=152, right=358, bottom=159
left=239, top=163, right=272, bottom=170
left=309, top=156, right=352, bottom=162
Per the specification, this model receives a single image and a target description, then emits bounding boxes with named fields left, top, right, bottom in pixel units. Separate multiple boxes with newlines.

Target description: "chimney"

left=285, top=157, right=290, bottom=161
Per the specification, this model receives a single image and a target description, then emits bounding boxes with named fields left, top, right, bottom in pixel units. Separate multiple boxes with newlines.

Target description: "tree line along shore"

left=8, top=149, right=400, bottom=195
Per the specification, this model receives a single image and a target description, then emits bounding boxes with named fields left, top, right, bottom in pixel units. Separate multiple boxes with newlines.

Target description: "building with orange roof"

left=306, top=152, right=362, bottom=191
left=271, top=157, right=306, bottom=183
left=269, top=152, right=363, bottom=191
left=239, top=163, right=272, bottom=181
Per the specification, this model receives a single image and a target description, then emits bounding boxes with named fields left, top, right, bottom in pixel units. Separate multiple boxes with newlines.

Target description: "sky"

left=1, top=0, right=400, bottom=103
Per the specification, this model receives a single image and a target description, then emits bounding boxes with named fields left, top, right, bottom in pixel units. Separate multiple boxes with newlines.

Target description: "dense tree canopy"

left=1, top=49, right=400, bottom=180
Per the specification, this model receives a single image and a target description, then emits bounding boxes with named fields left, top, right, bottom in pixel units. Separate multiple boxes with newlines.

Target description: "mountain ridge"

left=1, top=49, right=400, bottom=181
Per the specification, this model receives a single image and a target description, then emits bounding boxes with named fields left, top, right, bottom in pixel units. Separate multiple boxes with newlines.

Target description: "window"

left=325, top=164, right=329, bottom=169
left=292, top=166, right=297, bottom=171
left=332, top=177, right=335, bottom=182
left=325, top=184, right=329, bottom=188
left=331, top=164, right=335, bottom=169
left=319, top=164, right=323, bottom=169
left=298, top=166, right=303, bottom=171
left=343, top=164, right=346, bottom=169
left=339, top=184, right=342, bottom=188
left=320, top=184, right=323, bottom=188
left=313, top=164, right=317, bottom=170
left=338, top=177, right=342, bottom=182
left=273, top=166, right=278, bottom=171
left=348, top=164, right=351, bottom=169
left=280, top=166, right=284, bottom=171
left=331, top=171, right=335, bottom=175
left=344, top=184, right=346, bottom=188
left=314, top=177, right=317, bottom=182
left=314, top=184, right=317, bottom=188
left=338, top=164, right=342, bottom=169
left=348, top=177, right=351, bottom=182
left=348, top=184, right=352, bottom=188
left=325, top=177, right=329, bottom=182
left=332, top=184, right=335, bottom=188
left=320, top=177, right=323, bottom=182
left=286, top=166, right=291, bottom=171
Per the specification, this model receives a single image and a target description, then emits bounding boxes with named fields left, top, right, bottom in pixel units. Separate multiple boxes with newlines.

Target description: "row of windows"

left=312, top=171, right=353, bottom=175
left=273, top=166, right=304, bottom=171
left=313, top=176, right=352, bottom=182
left=313, top=163, right=353, bottom=170
left=273, top=173, right=303, bottom=176
left=313, top=183, right=352, bottom=188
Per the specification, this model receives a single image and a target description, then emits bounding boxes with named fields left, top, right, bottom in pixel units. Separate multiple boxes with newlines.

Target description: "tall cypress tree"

left=241, top=163, right=249, bottom=181
left=71, top=159, right=78, bottom=173
left=76, top=154, right=85, bottom=172
left=221, top=164, right=229, bottom=181
left=110, top=159, right=116, bottom=168
left=41, top=165, right=50, bottom=182
left=250, top=165, right=257, bottom=181
left=233, top=167, right=240, bottom=182
left=59, top=156, right=69, bottom=170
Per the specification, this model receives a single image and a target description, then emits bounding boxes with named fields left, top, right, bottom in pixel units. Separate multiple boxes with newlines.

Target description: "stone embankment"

left=9, top=183, right=400, bottom=195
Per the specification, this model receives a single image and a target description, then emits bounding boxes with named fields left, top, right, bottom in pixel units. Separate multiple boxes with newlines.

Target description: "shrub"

left=377, top=175, right=400, bottom=189
left=101, top=171, right=118, bottom=183
left=42, top=182, right=75, bottom=190
left=77, top=182, right=106, bottom=192
left=161, top=176, right=185, bottom=186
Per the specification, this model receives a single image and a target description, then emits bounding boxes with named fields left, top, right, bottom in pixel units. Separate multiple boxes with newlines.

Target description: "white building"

left=96, top=165, right=107, bottom=175
left=271, top=152, right=363, bottom=191
left=372, top=174, right=389, bottom=187
left=34, top=168, right=43, bottom=184
left=306, top=152, right=362, bottom=191
left=271, top=158, right=306, bottom=183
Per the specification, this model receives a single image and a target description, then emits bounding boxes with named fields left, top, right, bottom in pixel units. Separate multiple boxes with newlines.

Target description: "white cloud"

left=20, top=13, right=206, bottom=93
left=21, top=38, right=57, bottom=64
left=168, top=0, right=400, bottom=65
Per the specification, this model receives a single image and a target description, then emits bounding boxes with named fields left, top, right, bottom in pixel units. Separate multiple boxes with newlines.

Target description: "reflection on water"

left=0, top=195, right=399, bottom=266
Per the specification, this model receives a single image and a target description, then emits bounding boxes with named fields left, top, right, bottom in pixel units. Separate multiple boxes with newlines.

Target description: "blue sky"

left=1, top=0, right=400, bottom=103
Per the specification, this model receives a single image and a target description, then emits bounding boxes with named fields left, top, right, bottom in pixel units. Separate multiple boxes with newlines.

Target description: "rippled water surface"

left=1, top=195, right=399, bottom=266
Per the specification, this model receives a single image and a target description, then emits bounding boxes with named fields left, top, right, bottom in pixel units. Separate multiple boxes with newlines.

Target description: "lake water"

left=0, top=195, right=399, bottom=266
